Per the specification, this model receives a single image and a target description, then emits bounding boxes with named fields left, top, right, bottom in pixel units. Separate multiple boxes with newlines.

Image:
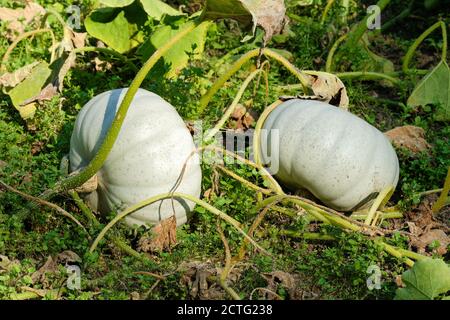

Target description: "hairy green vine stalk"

left=0, top=29, right=56, bottom=72
left=204, top=67, right=265, bottom=141
left=403, top=20, right=448, bottom=73
left=345, top=0, right=391, bottom=48
left=89, top=192, right=270, bottom=256
left=198, top=48, right=311, bottom=115
left=217, top=223, right=241, bottom=300
left=72, top=47, right=137, bottom=71
left=326, top=33, right=347, bottom=72
left=432, top=167, right=450, bottom=214
left=69, top=190, right=152, bottom=264
left=320, top=0, right=336, bottom=25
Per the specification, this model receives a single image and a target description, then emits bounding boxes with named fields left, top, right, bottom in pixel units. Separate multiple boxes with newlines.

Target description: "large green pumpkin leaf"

left=395, top=258, right=450, bottom=300
left=407, top=60, right=450, bottom=122
left=85, top=8, right=131, bottom=53
left=203, top=0, right=286, bottom=43
left=85, top=5, right=145, bottom=53
left=100, top=0, right=135, bottom=7
left=139, top=0, right=181, bottom=20
left=6, top=61, right=52, bottom=119
left=138, top=20, right=211, bottom=78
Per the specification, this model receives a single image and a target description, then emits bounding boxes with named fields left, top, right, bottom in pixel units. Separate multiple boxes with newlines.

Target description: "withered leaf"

left=242, top=0, right=287, bottom=44
left=71, top=31, right=87, bottom=49
left=305, top=72, right=349, bottom=109
left=204, top=0, right=286, bottom=44
left=0, top=2, right=45, bottom=38
left=73, top=174, right=98, bottom=193
left=138, top=216, right=177, bottom=252
left=262, top=270, right=296, bottom=299
left=412, top=229, right=450, bottom=255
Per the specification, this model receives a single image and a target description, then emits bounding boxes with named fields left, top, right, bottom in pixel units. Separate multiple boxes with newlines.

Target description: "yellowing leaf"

left=6, top=62, right=52, bottom=119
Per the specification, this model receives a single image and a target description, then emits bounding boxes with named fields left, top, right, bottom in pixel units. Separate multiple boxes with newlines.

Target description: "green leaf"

left=138, top=20, right=211, bottom=78
left=6, top=61, right=52, bottom=119
left=139, top=0, right=181, bottom=20
left=395, top=258, right=450, bottom=300
left=85, top=5, right=146, bottom=53
left=407, top=60, right=450, bottom=122
left=99, top=0, right=135, bottom=7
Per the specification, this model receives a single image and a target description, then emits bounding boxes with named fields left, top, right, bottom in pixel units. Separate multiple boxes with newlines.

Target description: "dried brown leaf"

left=31, top=256, right=57, bottom=284
left=412, top=229, right=450, bottom=255
left=243, top=0, right=287, bottom=44
left=71, top=31, right=86, bottom=49
left=20, top=83, right=57, bottom=105
left=179, top=261, right=227, bottom=300
left=73, top=174, right=98, bottom=193
left=307, top=73, right=349, bottom=109
left=242, top=111, right=255, bottom=129
left=56, top=250, right=81, bottom=264
left=138, top=216, right=177, bottom=252
left=31, top=250, right=81, bottom=287
left=0, top=2, right=45, bottom=38
left=231, top=104, right=246, bottom=120
left=406, top=221, right=423, bottom=236
left=384, top=125, right=431, bottom=153
left=130, top=291, right=140, bottom=300
left=261, top=270, right=296, bottom=299
left=93, top=57, right=112, bottom=72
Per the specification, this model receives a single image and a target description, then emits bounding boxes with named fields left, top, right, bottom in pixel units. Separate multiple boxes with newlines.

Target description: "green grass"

left=0, top=0, right=449, bottom=300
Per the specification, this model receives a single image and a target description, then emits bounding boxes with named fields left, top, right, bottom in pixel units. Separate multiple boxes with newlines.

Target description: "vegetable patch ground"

left=0, top=0, right=449, bottom=300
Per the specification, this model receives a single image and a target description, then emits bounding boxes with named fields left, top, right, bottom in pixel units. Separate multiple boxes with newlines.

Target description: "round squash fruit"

left=259, top=99, right=399, bottom=211
left=69, top=88, right=202, bottom=227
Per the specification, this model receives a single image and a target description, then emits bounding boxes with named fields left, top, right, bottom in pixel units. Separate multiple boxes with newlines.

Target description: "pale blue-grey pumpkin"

left=69, top=88, right=201, bottom=227
left=259, top=99, right=399, bottom=211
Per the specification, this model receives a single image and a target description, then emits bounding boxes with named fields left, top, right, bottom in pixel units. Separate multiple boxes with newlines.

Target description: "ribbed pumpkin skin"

left=260, top=99, right=399, bottom=211
left=69, top=88, right=201, bottom=227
